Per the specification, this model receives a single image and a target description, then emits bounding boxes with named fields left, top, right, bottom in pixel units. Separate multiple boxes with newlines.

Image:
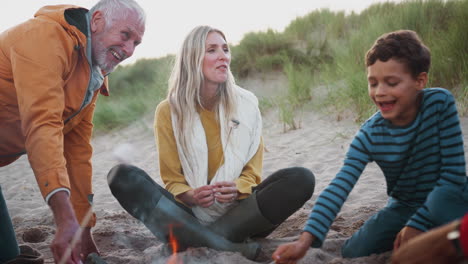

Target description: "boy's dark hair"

left=365, top=30, right=431, bottom=78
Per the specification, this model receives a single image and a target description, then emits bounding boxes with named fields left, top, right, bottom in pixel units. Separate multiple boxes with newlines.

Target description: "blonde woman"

left=108, top=25, right=315, bottom=259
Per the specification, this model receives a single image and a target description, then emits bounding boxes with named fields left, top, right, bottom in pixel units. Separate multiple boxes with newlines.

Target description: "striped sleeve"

left=407, top=91, right=467, bottom=231
left=304, top=130, right=372, bottom=247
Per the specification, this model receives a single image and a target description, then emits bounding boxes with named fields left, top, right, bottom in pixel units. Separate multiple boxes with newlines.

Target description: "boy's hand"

left=272, top=232, right=314, bottom=264
left=393, top=226, right=424, bottom=250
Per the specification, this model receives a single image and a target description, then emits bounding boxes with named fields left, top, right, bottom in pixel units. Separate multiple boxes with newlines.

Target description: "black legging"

left=254, top=167, right=315, bottom=225
left=108, top=165, right=315, bottom=226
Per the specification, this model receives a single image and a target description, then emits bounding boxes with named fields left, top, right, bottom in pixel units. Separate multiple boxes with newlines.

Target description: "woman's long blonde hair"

left=167, top=25, right=237, bottom=154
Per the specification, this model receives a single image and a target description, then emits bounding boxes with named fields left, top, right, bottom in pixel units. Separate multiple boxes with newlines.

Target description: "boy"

left=272, top=30, right=468, bottom=263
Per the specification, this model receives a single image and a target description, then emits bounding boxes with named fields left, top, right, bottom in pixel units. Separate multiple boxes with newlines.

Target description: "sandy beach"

left=1, top=93, right=467, bottom=263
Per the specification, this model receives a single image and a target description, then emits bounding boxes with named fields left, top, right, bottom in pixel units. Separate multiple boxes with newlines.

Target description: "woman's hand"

left=178, top=185, right=216, bottom=208
left=212, top=181, right=239, bottom=203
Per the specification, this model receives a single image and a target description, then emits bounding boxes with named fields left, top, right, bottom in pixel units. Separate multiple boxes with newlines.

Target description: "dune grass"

left=231, top=0, right=468, bottom=126
left=93, top=0, right=467, bottom=132
left=93, top=56, right=173, bottom=131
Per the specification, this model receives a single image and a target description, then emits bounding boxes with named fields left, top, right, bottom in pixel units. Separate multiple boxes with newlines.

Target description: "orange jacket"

left=0, top=5, right=109, bottom=226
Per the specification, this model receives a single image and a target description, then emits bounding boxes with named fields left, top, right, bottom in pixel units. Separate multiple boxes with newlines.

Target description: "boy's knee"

left=426, top=185, right=468, bottom=225
left=341, top=238, right=375, bottom=258
left=341, top=242, right=363, bottom=258
left=341, top=241, right=355, bottom=258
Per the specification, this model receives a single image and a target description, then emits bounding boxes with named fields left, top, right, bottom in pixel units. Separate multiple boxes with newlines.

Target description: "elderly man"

left=0, top=0, right=145, bottom=262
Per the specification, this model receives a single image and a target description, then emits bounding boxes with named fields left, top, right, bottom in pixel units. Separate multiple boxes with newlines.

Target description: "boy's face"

left=367, top=59, right=427, bottom=126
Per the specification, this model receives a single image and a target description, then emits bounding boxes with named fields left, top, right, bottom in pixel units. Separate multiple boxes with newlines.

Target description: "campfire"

left=167, top=224, right=182, bottom=264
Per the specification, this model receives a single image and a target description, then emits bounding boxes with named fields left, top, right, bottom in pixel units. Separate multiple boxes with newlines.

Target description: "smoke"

left=112, top=143, right=136, bottom=164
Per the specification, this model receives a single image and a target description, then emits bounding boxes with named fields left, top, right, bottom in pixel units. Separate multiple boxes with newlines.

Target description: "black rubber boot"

left=107, top=164, right=260, bottom=260
left=209, top=193, right=276, bottom=242
left=0, top=186, right=20, bottom=263
left=4, top=245, right=44, bottom=264
left=85, top=253, right=107, bottom=264
left=143, top=196, right=260, bottom=259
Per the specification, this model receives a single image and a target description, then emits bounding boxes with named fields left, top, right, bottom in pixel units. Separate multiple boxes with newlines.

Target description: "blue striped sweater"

left=305, top=88, right=467, bottom=247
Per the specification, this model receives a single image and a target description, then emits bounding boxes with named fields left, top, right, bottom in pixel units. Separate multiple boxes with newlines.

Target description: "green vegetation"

left=275, top=62, right=314, bottom=130
left=231, top=0, right=468, bottom=125
left=94, top=0, right=467, bottom=132
left=93, top=56, right=173, bottom=131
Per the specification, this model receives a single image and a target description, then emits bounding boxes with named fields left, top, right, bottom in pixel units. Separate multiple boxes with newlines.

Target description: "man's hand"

left=212, top=181, right=239, bottom=203
left=392, top=221, right=460, bottom=264
left=394, top=226, right=424, bottom=250
left=81, top=227, right=99, bottom=260
left=48, top=191, right=82, bottom=264
left=272, top=232, right=314, bottom=264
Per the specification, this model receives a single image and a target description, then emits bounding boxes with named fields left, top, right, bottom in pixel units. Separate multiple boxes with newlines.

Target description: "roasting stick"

left=58, top=206, right=94, bottom=264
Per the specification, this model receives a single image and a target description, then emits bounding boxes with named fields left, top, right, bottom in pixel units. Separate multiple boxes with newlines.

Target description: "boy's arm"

left=303, top=130, right=372, bottom=247
left=406, top=91, right=466, bottom=232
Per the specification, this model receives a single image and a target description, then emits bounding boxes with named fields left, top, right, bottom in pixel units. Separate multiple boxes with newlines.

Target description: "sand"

left=1, top=99, right=467, bottom=263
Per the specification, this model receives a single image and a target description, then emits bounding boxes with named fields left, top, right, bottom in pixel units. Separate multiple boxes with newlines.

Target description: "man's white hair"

left=89, top=0, right=146, bottom=29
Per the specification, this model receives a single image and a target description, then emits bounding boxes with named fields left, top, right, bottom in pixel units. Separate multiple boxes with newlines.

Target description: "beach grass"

left=94, top=0, right=467, bottom=132
left=93, top=56, right=172, bottom=131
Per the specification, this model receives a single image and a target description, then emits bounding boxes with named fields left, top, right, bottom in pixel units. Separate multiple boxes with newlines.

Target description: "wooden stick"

left=58, top=206, right=94, bottom=264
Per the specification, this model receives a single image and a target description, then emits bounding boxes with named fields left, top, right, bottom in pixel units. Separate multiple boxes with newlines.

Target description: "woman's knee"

left=107, top=164, right=158, bottom=198
left=283, top=167, right=315, bottom=197
left=108, top=164, right=153, bottom=188
left=107, top=163, right=134, bottom=187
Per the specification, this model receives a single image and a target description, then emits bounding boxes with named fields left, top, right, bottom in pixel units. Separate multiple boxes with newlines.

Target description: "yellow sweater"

left=154, top=100, right=263, bottom=202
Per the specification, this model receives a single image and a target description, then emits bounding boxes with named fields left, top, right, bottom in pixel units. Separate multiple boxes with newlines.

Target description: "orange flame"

left=167, top=224, right=182, bottom=264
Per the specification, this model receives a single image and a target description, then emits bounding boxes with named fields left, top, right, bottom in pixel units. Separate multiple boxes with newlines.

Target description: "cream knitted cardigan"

left=171, top=86, right=262, bottom=225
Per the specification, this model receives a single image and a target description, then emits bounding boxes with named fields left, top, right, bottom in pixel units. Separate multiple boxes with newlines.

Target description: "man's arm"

left=12, top=23, right=75, bottom=199
left=63, top=97, right=97, bottom=227
left=11, top=23, right=85, bottom=263
left=392, top=217, right=464, bottom=264
left=49, top=191, right=82, bottom=263
left=63, top=96, right=100, bottom=258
